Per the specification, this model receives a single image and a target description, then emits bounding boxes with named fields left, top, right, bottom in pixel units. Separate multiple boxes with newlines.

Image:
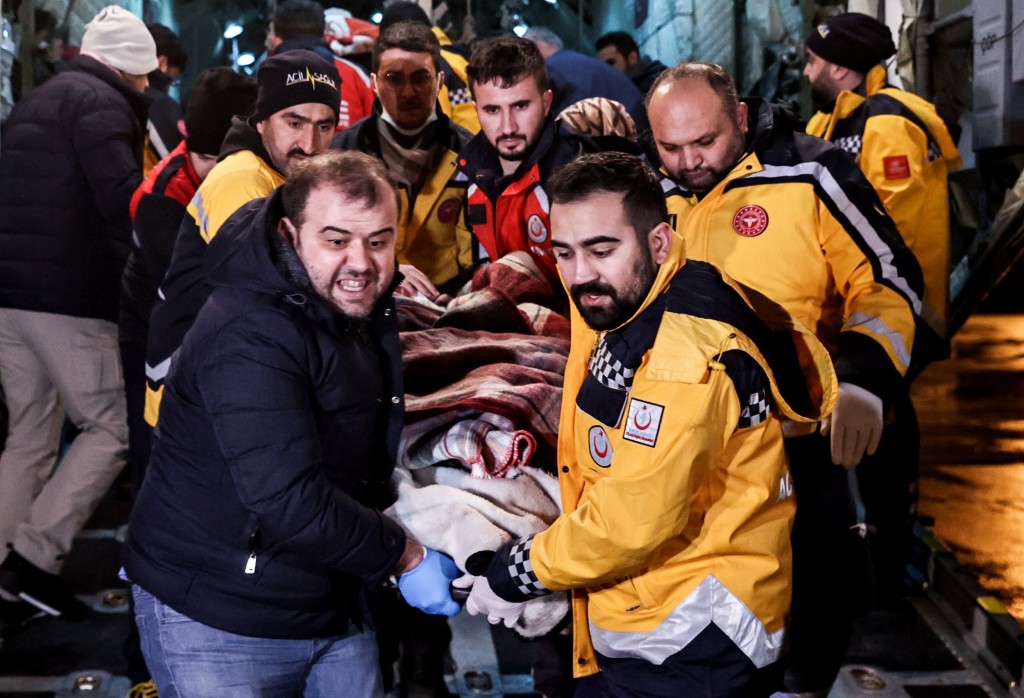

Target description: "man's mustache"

left=571, top=281, right=617, bottom=298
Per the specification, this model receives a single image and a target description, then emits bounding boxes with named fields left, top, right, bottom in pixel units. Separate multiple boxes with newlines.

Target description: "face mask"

left=379, top=105, right=438, bottom=137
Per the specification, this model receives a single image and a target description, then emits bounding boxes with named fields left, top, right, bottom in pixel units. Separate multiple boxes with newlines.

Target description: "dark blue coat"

left=123, top=189, right=407, bottom=639
left=545, top=50, right=650, bottom=136
left=0, top=55, right=150, bottom=322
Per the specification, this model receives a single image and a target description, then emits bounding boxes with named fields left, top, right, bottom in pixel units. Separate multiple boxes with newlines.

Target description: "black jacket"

left=0, top=55, right=150, bottom=322
left=123, top=190, right=407, bottom=639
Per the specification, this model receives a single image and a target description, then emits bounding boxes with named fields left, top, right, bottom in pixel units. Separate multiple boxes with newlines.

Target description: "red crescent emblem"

left=634, top=406, right=652, bottom=430
left=732, top=205, right=769, bottom=237
left=589, top=425, right=613, bottom=466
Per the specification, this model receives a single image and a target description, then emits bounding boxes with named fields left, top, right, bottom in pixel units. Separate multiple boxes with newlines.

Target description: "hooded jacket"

left=123, top=189, right=407, bottom=639
left=482, top=234, right=837, bottom=676
left=143, top=118, right=284, bottom=425
left=807, top=65, right=962, bottom=370
left=629, top=55, right=668, bottom=96
left=660, top=99, right=922, bottom=407
left=0, top=54, right=150, bottom=322
left=333, top=104, right=473, bottom=286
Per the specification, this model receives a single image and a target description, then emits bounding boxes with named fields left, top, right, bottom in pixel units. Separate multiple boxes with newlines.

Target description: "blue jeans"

left=133, top=585, right=384, bottom=697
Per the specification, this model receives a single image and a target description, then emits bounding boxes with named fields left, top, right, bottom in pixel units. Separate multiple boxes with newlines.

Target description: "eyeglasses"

left=378, top=70, right=435, bottom=91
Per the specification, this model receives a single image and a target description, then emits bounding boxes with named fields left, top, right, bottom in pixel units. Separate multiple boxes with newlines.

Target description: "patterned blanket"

left=388, top=253, right=572, bottom=637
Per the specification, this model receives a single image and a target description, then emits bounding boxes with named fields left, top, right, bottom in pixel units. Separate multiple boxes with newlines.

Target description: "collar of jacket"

left=343, top=101, right=462, bottom=156
left=826, top=64, right=886, bottom=121
left=148, top=69, right=173, bottom=93
left=457, top=118, right=578, bottom=195
left=205, top=188, right=401, bottom=334
left=744, top=97, right=806, bottom=154
left=274, top=35, right=337, bottom=64
left=71, top=54, right=153, bottom=127
left=218, top=116, right=280, bottom=174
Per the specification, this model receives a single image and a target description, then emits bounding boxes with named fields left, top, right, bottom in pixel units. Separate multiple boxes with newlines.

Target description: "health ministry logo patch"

left=623, top=399, right=664, bottom=448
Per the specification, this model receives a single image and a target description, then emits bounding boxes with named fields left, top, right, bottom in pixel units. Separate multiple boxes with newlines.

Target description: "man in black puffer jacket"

left=0, top=5, right=156, bottom=622
left=123, top=151, right=463, bottom=696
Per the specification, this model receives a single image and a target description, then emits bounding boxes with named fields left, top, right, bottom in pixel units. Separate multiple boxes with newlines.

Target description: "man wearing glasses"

left=333, top=20, right=473, bottom=301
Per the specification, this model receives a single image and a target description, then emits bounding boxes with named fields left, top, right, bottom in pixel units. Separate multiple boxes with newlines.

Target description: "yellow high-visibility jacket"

left=663, top=99, right=922, bottom=405
left=333, top=105, right=473, bottom=286
left=432, top=27, right=480, bottom=134
left=144, top=121, right=284, bottom=425
left=807, top=65, right=961, bottom=366
left=484, top=235, right=837, bottom=676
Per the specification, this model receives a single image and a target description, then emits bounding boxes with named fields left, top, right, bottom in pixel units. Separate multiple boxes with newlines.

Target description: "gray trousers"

left=0, top=308, right=127, bottom=573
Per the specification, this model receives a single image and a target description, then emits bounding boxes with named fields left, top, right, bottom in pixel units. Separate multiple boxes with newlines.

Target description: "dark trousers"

left=575, top=625, right=783, bottom=697
left=783, top=390, right=919, bottom=692
left=118, top=338, right=152, bottom=492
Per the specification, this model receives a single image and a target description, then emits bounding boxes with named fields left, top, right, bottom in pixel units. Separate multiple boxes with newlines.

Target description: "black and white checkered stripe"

left=448, top=86, right=472, bottom=106
left=507, top=534, right=548, bottom=599
left=834, top=134, right=862, bottom=157
left=589, top=339, right=635, bottom=391
left=738, top=387, right=770, bottom=429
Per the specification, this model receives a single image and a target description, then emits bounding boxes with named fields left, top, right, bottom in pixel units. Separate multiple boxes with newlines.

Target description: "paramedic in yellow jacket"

left=459, top=153, right=837, bottom=696
left=143, top=50, right=340, bottom=425
left=332, top=20, right=473, bottom=296
left=804, top=11, right=961, bottom=370
left=646, top=62, right=924, bottom=696
left=376, top=2, right=481, bottom=134
left=800, top=15, right=962, bottom=694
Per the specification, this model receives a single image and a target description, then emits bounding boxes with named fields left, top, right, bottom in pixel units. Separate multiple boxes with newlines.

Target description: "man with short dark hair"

left=124, top=150, right=462, bottom=695
left=268, top=0, right=375, bottom=132
left=458, top=36, right=601, bottom=291
left=460, top=152, right=835, bottom=696
left=333, top=20, right=472, bottom=298
left=595, top=30, right=667, bottom=96
left=144, top=49, right=340, bottom=425
left=378, top=0, right=481, bottom=133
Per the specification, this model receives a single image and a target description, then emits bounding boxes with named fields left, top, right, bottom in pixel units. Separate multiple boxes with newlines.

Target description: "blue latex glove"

left=397, top=548, right=462, bottom=617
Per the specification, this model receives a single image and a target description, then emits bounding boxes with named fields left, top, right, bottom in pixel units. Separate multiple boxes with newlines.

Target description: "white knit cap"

left=81, top=6, right=159, bottom=76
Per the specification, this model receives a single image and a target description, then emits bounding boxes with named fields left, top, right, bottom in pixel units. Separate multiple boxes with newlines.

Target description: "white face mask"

left=379, top=104, right=438, bottom=136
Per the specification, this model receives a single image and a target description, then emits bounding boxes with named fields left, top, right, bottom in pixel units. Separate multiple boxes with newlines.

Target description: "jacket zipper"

left=245, top=527, right=261, bottom=574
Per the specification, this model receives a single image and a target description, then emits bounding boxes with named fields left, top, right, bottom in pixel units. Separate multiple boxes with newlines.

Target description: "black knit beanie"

left=185, top=68, right=258, bottom=156
left=253, top=49, right=340, bottom=124
left=805, top=13, right=896, bottom=74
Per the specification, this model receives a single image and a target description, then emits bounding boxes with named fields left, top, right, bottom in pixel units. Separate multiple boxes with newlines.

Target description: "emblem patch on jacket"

left=527, top=214, right=548, bottom=243
left=732, top=205, right=768, bottom=237
left=589, top=425, right=613, bottom=467
left=883, top=155, right=911, bottom=179
left=622, top=399, right=664, bottom=448
left=438, top=198, right=462, bottom=224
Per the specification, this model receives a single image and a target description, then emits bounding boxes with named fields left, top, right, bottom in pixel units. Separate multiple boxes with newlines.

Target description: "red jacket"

left=333, top=56, right=374, bottom=131
left=121, top=140, right=200, bottom=352
left=457, top=120, right=596, bottom=288
left=130, top=140, right=199, bottom=217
